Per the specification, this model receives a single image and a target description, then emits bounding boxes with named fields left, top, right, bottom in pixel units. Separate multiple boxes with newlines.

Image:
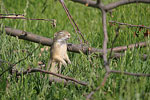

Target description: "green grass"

left=1, top=0, right=150, bottom=100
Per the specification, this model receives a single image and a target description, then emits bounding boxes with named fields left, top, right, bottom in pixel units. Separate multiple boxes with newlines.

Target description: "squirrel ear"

left=54, top=31, right=64, bottom=37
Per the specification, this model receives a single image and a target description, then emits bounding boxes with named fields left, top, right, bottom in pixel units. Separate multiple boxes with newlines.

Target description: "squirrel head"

left=53, top=30, right=71, bottom=42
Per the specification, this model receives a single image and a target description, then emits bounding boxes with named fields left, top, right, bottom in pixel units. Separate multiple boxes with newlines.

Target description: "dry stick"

left=86, top=72, right=110, bottom=100
left=110, top=42, right=147, bottom=52
left=16, top=68, right=88, bottom=86
left=0, top=65, right=15, bottom=77
left=41, top=0, right=48, bottom=13
left=0, top=16, right=55, bottom=22
left=0, top=14, right=23, bottom=15
left=0, top=16, right=56, bottom=27
left=0, top=59, right=13, bottom=73
left=109, top=21, right=150, bottom=29
left=4, top=27, right=148, bottom=55
left=0, top=45, right=39, bottom=77
left=59, top=0, right=82, bottom=43
left=49, top=77, right=85, bottom=86
left=86, top=9, right=110, bottom=100
left=61, top=0, right=87, bottom=43
left=70, top=0, right=150, bottom=11
left=104, top=0, right=150, bottom=11
left=110, top=53, right=148, bottom=60
left=110, top=70, right=150, bottom=77
left=108, top=26, right=119, bottom=60
left=4, top=26, right=103, bottom=54
left=102, top=9, right=110, bottom=72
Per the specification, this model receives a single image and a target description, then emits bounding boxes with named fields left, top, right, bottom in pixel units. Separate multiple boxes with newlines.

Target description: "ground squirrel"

left=47, top=30, right=71, bottom=74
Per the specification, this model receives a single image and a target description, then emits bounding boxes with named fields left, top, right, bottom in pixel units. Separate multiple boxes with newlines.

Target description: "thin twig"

left=109, top=21, right=150, bottom=29
left=0, top=45, right=40, bottom=77
left=49, top=77, right=85, bottom=86
left=41, top=0, right=48, bottom=13
left=62, top=1, right=87, bottom=43
left=108, top=26, right=120, bottom=60
left=16, top=68, right=88, bottom=86
left=59, top=0, right=87, bottom=43
left=86, top=72, right=110, bottom=100
left=0, top=16, right=55, bottom=22
left=59, top=0, right=82, bottom=43
left=109, top=42, right=147, bottom=52
left=111, top=70, right=150, bottom=77
left=0, top=14, right=56, bottom=27
left=0, top=14, right=23, bottom=16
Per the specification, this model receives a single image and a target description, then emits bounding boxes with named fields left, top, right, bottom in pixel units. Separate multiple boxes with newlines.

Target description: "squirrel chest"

left=50, top=42, right=67, bottom=60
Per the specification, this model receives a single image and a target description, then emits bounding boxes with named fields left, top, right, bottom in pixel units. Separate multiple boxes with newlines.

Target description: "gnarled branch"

left=4, top=26, right=103, bottom=54
left=4, top=27, right=148, bottom=55
left=70, top=0, right=150, bottom=11
left=105, top=0, right=150, bottom=11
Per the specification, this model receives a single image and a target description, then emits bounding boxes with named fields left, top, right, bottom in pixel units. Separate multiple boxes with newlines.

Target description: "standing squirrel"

left=47, top=30, right=71, bottom=74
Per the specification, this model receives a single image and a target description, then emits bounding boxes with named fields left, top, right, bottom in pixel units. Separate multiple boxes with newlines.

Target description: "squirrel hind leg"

left=50, top=61, right=58, bottom=73
left=58, top=62, right=62, bottom=74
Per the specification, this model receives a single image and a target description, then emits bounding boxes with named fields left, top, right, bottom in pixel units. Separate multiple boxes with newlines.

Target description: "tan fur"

left=47, top=30, right=71, bottom=74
